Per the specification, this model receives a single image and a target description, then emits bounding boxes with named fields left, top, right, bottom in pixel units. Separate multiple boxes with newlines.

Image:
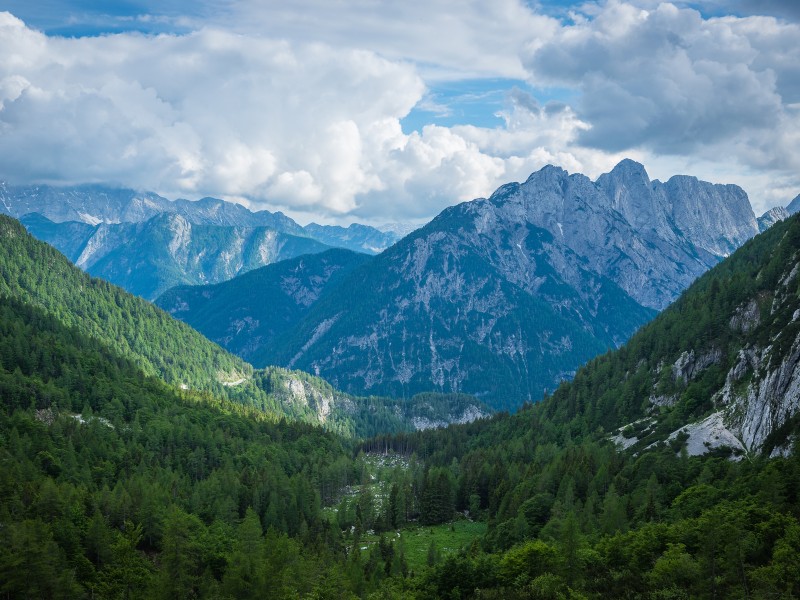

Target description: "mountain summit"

left=162, top=160, right=759, bottom=410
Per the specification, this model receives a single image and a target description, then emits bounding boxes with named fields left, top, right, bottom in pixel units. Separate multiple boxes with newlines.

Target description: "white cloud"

left=0, top=13, right=428, bottom=216
left=0, top=2, right=798, bottom=224
left=0, top=9, right=604, bottom=223
left=214, top=0, right=558, bottom=80
left=522, top=2, right=800, bottom=196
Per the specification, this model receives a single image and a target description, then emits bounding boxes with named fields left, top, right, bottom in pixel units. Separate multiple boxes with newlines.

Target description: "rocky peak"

left=787, top=193, right=800, bottom=215
left=596, top=159, right=662, bottom=231
left=663, top=176, right=757, bottom=257
left=758, top=206, right=789, bottom=232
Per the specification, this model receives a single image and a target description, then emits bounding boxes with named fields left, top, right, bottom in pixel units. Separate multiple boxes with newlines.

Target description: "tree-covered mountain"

left=157, top=248, right=372, bottom=361
left=0, top=292, right=361, bottom=598
left=0, top=215, right=485, bottom=437
left=167, top=160, right=757, bottom=411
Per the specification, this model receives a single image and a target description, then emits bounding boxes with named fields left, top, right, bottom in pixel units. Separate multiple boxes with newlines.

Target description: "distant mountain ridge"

left=21, top=212, right=331, bottom=300
left=0, top=181, right=416, bottom=298
left=161, top=159, right=762, bottom=410
left=0, top=180, right=407, bottom=254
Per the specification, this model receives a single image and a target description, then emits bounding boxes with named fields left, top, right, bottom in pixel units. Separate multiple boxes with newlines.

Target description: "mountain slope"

left=369, top=213, right=800, bottom=599
left=228, top=161, right=755, bottom=410
left=758, top=206, right=789, bottom=232
left=0, top=215, right=485, bottom=436
left=261, top=206, right=655, bottom=410
left=0, top=214, right=250, bottom=391
left=156, top=248, right=371, bottom=361
left=539, top=210, right=800, bottom=457
left=0, top=291, right=362, bottom=597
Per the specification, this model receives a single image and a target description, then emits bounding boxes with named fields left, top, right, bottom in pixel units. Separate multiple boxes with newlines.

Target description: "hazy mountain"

left=758, top=206, right=789, bottom=232
left=21, top=212, right=332, bottom=300
left=303, top=222, right=401, bottom=254
left=0, top=181, right=402, bottom=255
left=0, top=181, right=301, bottom=230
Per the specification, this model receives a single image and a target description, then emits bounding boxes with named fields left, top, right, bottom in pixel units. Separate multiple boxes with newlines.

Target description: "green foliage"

left=0, top=292, right=360, bottom=597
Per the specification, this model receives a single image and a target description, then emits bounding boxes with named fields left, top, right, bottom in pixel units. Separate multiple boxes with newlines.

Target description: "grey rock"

left=758, top=206, right=789, bottom=232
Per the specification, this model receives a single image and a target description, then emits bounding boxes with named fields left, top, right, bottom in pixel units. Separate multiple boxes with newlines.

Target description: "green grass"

left=360, top=520, right=487, bottom=573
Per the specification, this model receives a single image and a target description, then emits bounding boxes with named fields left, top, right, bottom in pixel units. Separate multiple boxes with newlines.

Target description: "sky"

left=0, top=1, right=798, bottom=225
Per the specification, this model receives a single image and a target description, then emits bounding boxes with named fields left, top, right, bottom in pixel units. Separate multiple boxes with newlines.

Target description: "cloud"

left=522, top=2, right=800, bottom=173
left=0, top=3, right=798, bottom=224
left=0, top=9, right=607, bottom=223
left=0, top=13, right=427, bottom=215
left=213, top=0, right=558, bottom=80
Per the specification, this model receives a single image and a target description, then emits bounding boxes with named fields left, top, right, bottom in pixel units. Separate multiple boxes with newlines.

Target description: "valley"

left=1, top=167, right=800, bottom=598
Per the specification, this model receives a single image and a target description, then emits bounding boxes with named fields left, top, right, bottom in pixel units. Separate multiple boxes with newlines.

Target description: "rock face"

left=758, top=206, right=789, bottom=232
left=607, top=214, right=800, bottom=457
left=239, top=160, right=759, bottom=410
left=22, top=213, right=331, bottom=300
left=786, top=194, right=800, bottom=215
left=0, top=181, right=401, bottom=255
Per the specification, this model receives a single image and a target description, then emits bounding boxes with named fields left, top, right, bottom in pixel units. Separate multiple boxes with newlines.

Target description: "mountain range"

left=159, top=160, right=763, bottom=410
left=0, top=182, right=407, bottom=299
left=0, top=215, right=484, bottom=437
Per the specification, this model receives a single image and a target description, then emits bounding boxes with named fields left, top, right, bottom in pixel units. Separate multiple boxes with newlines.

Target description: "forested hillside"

left=0, top=215, right=486, bottom=438
left=0, top=292, right=480, bottom=598
left=156, top=248, right=372, bottom=362
left=0, top=295, right=357, bottom=597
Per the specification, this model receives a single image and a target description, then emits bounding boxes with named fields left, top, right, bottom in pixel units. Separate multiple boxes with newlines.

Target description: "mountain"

left=539, top=210, right=800, bottom=457
left=0, top=214, right=485, bottom=437
left=177, top=160, right=754, bottom=410
left=374, top=212, right=800, bottom=599
left=787, top=193, right=800, bottom=215
left=3, top=182, right=405, bottom=297
left=22, top=212, right=332, bottom=300
left=0, top=181, right=302, bottom=230
left=157, top=248, right=371, bottom=361
left=303, top=222, right=401, bottom=254
left=0, top=181, right=401, bottom=253
left=758, top=206, right=789, bottom=232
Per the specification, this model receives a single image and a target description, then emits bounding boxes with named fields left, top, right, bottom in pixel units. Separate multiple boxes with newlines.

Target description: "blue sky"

left=0, top=0, right=798, bottom=223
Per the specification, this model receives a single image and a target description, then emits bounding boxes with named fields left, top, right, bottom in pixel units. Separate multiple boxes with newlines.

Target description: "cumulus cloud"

left=0, top=2, right=798, bottom=223
left=0, top=13, right=427, bottom=216
left=522, top=2, right=800, bottom=174
left=0, top=9, right=600, bottom=222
